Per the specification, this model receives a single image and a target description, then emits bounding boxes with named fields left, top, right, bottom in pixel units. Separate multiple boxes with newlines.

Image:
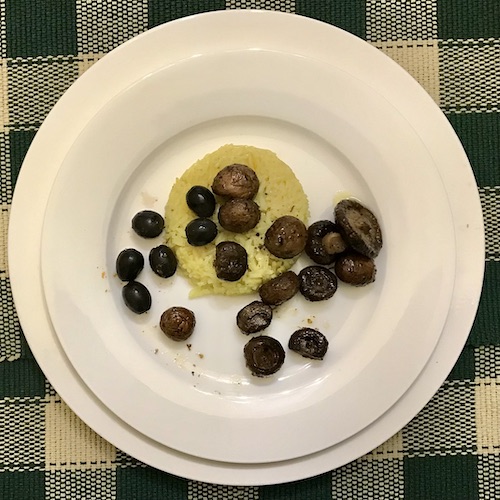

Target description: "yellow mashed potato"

left=165, top=144, right=309, bottom=297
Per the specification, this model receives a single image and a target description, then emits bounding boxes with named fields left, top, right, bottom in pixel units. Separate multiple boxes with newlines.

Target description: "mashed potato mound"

left=165, top=144, right=309, bottom=297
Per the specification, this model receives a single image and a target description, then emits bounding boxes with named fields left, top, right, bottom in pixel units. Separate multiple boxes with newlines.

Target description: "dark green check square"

left=470, top=261, right=500, bottom=347
left=116, top=466, right=187, bottom=500
left=261, top=473, right=332, bottom=500
left=148, top=0, right=226, bottom=29
left=0, top=470, right=45, bottom=500
left=446, top=344, right=475, bottom=381
left=5, top=0, right=77, bottom=58
left=295, top=0, right=365, bottom=39
left=8, top=129, right=36, bottom=188
left=0, top=359, right=46, bottom=398
left=404, top=455, right=478, bottom=500
left=447, top=112, right=500, bottom=187
left=438, top=0, right=500, bottom=40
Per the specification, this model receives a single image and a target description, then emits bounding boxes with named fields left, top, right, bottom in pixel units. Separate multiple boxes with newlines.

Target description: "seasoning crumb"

left=191, top=371, right=195, bottom=376
left=101, top=271, right=106, bottom=279
left=198, top=353, right=204, bottom=359
left=186, top=344, right=192, bottom=351
left=307, top=316, right=315, bottom=324
left=154, top=348, right=159, bottom=354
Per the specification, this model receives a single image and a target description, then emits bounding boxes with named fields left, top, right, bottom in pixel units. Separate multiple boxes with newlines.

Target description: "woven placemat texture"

left=1, top=1, right=498, bottom=499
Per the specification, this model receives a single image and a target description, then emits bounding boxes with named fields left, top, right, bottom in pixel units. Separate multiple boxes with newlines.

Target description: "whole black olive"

left=185, top=218, right=218, bottom=246
left=264, top=215, right=307, bottom=259
left=160, top=307, right=195, bottom=341
left=335, top=251, right=376, bottom=286
left=289, top=328, right=329, bottom=360
left=116, top=248, right=144, bottom=281
left=149, top=245, right=177, bottom=278
left=298, top=266, right=338, bottom=301
left=131, top=210, right=165, bottom=238
left=214, top=241, right=248, bottom=281
left=244, top=336, right=285, bottom=377
left=212, top=164, right=260, bottom=200
left=334, top=199, right=383, bottom=258
left=237, top=301, right=273, bottom=334
left=305, top=220, right=338, bottom=265
left=218, top=198, right=261, bottom=233
left=122, top=281, right=152, bottom=314
left=258, top=271, right=299, bottom=306
left=186, top=185, right=216, bottom=217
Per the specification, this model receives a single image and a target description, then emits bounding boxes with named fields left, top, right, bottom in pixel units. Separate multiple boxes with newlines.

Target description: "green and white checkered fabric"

left=1, top=1, right=498, bottom=498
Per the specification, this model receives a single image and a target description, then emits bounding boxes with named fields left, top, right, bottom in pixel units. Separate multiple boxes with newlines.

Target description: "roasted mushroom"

left=212, top=164, right=260, bottom=200
left=214, top=241, right=248, bottom=281
left=305, top=220, right=338, bottom=265
left=218, top=198, right=261, bottom=233
left=258, top=271, right=300, bottom=306
left=244, top=336, right=285, bottom=377
left=334, top=199, right=383, bottom=258
left=236, top=301, right=273, bottom=334
left=160, top=307, right=196, bottom=341
left=298, top=265, right=338, bottom=301
left=335, top=252, right=376, bottom=286
left=264, top=215, right=307, bottom=259
left=289, top=328, right=329, bottom=360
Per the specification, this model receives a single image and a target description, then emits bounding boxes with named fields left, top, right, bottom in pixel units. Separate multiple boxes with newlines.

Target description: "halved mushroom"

left=289, top=328, right=329, bottom=360
left=334, top=199, right=382, bottom=258
left=244, top=336, right=285, bottom=377
left=335, top=251, right=376, bottom=286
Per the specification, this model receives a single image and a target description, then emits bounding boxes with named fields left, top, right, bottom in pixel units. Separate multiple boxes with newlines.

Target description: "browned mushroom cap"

left=160, top=307, right=196, bottom=341
left=244, top=336, right=285, bottom=377
left=236, top=301, right=273, bottom=334
left=305, top=220, right=338, bottom=265
left=334, top=199, right=382, bottom=258
left=214, top=241, right=248, bottom=281
left=258, top=271, right=299, bottom=306
left=264, top=216, right=307, bottom=259
left=334, top=251, right=376, bottom=286
left=212, top=164, right=259, bottom=200
left=218, top=199, right=261, bottom=233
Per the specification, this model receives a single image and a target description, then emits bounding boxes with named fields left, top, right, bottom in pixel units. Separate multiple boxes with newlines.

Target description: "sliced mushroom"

left=289, top=328, right=329, bottom=360
left=334, top=199, right=383, bottom=258
left=236, top=301, right=273, bottom=334
left=298, top=265, right=338, bottom=301
left=244, top=336, right=285, bottom=377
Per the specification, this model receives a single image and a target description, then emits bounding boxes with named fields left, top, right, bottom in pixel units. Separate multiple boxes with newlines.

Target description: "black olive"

left=334, top=199, right=383, bottom=258
left=116, top=248, right=144, bottom=281
left=237, top=301, right=273, bottom=334
left=131, top=210, right=165, bottom=238
left=212, top=164, right=260, bottom=199
left=218, top=198, right=261, bottom=233
left=335, top=251, right=376, bottom=286
left=185, top=217, right=218, bottom=246
left=298, top=266, right=338, bottom=301
left=160, top=307, right=195, bottom=341
left=186, top=185, right=216, bottom=217
left=264, top=215, right=307, bottom=259
left=244, top=336, right=285, bottom=377
left=289, top=328, right=329, bottom=360
left=122, top=281, right=152, bottom=314
left=214, top=241, right=248, bottom=281
left=258, top=271, right=299, bottom=306
left=149, top=245, right=177, bottom=278
left=305, top=220, right=338, bottom=265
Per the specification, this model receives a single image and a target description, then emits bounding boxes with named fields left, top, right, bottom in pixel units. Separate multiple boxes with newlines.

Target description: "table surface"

left=1, top=1, right=498, bottom=499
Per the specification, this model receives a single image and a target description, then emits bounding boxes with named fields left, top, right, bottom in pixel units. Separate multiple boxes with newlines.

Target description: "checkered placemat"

left=1, top=1, right=498, bottom=499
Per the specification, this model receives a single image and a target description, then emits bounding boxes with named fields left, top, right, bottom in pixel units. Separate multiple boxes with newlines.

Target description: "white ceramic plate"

left=41, top=48, right=455, bottom=464
left=9, top=11, right=484, bottom=484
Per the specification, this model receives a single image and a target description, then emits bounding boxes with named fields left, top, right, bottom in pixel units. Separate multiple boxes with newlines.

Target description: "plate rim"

left=8, top=10, right=484, bottom=485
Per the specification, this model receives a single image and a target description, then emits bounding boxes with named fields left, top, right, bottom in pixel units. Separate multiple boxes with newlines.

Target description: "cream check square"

left=374, top=40, right=440, bottom=104
left=78, top=53, right=105, bottom=78
left=0, top=203, right=9, bottom=276
left=226, top=0, right=295, bottom=12
left=0, top=61, right=8, bottom=133
left=366, top=430, right=404, bottom=460
left=475, top=378, right=500, bottom=455
left=45, top=396, right=117, bottom=471
left=188, top=481, right=259, bottom=499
